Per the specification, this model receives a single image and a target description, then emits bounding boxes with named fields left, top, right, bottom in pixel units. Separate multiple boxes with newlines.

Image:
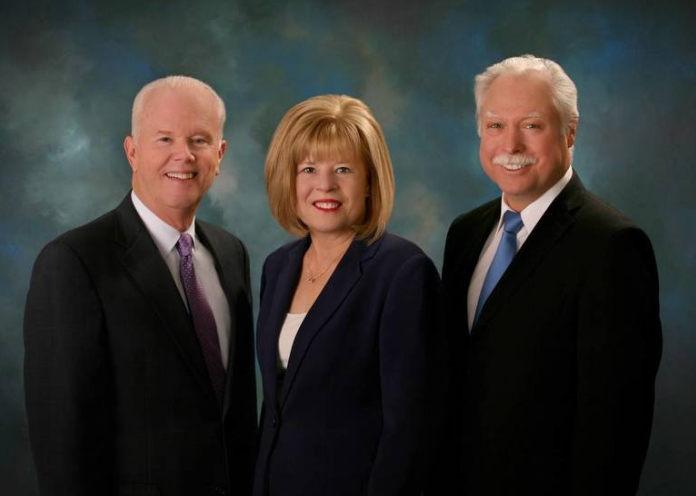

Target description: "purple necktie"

left=176, top=233, right=226, bottom=401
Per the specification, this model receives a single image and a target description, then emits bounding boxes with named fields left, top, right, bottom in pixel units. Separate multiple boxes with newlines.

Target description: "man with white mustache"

left=440, top=55, right=662, bottom=495
left=24, top=76, right=257, bottom=496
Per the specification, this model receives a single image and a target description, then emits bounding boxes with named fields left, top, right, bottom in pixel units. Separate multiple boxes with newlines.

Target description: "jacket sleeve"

left=571, top=227, right=662, bottom=495
left=368, top=253, right=447, bottom=496
left=424, top=225, right=467, bottom=495
left=24, top=241, right=114, bottom=496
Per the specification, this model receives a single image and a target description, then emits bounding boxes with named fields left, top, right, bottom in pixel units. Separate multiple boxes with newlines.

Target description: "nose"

left=315, top=169, right=337, bottom=191
left=502, top=127, right=525, bottom=154
left=171, top=140, right=195, bottom=162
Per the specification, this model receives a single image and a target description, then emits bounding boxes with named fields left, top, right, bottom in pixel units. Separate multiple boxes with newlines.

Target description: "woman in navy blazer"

left=254, top=95, right=446, bottom=496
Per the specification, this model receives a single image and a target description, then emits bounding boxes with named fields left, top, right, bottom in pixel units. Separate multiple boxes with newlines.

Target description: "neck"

left=133, top=189, right=196, bottom=232
left=503, top=195, right=529, bottom=213
left=162, top=213, right=195, bottom=233
left=308, top=230, right=355, bottom=262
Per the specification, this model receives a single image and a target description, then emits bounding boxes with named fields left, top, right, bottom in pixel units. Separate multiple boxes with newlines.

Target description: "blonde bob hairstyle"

left=265, top=94, right=395, bottom=244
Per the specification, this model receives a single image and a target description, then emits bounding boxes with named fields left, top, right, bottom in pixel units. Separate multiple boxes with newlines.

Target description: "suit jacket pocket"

left=116, top=482, right=161, bottom=496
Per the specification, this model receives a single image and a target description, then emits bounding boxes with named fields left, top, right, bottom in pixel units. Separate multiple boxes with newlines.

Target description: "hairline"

left=474, top=55, right=579, bottom=137
left=130, top=75, right=226, bottom=139
left=265, top=95, right=395, bottom=244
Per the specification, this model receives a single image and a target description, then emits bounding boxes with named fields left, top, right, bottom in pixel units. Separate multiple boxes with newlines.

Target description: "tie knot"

left=176, top=233, right=194, bottom=257
left=502, top=210, right=524, bottom=235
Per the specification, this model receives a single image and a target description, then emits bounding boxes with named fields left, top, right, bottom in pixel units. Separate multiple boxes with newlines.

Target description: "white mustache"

left=492, top=154, right=537, bottom=168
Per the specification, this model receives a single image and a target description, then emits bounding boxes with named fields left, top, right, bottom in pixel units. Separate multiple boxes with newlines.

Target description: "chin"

left=308, top=225, right=354, bottom=237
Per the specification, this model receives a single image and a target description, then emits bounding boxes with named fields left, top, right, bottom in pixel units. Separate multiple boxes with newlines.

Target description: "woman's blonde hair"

left=265, top=95, right=395, bottom=244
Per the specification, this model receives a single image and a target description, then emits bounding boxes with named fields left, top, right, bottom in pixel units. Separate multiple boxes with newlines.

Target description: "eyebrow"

left=484, top=111, right=545, bottom=119
left=154, top=129, right=214, bottom=137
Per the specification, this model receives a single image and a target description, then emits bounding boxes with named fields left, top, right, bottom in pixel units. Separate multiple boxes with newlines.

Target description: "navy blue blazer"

left=254, top=232, right=446, bottom=496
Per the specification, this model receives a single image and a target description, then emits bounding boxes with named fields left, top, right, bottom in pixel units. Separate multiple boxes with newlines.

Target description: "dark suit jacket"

left=441, top=173, right=662, bottom=496
left=253, top=233, right=446, bottom=496
left=24, top=194, right=257, bottom=496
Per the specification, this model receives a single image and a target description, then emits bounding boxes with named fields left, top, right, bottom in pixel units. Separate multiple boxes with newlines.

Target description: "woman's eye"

left=336, top=166, right=351, bottom=174
left=299, top=167, right=315, bottom=173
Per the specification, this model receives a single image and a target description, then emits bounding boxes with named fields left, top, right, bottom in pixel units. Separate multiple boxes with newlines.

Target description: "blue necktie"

left=473, top=210, right=524, bottom=326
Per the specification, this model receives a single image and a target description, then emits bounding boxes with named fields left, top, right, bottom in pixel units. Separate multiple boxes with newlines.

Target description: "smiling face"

left=124, top=85, right=226, bottom=230
left=295, top=155, right=369, bottom=240
left=479, top=72, right=575, bottom=211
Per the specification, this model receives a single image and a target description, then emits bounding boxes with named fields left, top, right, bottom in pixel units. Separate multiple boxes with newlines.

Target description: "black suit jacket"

left=24, top=194, right=257, bottom=496
left=254, top=233, right=446, bottom=496
left=441, top=174, right=662, bottom=495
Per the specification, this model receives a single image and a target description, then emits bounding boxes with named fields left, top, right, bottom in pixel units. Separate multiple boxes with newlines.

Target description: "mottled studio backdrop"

left=1, top=0, right=694, bottom=494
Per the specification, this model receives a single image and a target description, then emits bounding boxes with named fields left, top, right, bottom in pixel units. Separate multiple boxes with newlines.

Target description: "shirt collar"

left=131, top=191, right=197, bottom=258
left=497, top=165, right=574, bottom=233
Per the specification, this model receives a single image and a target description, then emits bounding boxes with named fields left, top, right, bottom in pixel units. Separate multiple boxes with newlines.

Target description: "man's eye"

left=192, top=138, right=209, bottom=145
left=487, top=123, right=502, bottom=129
left=158, top=136, right=172, bottom=142
left=524, top=123, right=541, bottom=129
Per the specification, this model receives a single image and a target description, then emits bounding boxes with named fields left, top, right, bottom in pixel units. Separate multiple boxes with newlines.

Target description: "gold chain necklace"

left=305, top=251, right=344, bottom=283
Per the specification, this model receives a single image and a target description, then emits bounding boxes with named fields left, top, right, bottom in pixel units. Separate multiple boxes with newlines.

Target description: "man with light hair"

left=25, top=76, right=257, bottom=496
left=441, top=55, right=662, bottom=495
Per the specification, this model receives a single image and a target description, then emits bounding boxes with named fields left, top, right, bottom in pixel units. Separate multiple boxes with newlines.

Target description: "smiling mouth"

left=493, top=154, right=537, bottom=171
left=166, top=172, right=196, bottom=180
left=501, top=163, right=529, bottom=171
left=313, top=201, right=341, bottom=211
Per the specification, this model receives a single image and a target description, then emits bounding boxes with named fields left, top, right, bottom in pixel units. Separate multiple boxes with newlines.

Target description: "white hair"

left=474, top=55, right=579, bottom=137
left=130, top=75, right=226, bottom=137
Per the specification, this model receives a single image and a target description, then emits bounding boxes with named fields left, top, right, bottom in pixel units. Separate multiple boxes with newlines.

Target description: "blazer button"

left=271, top=417, right=278, bottom=428
left=213, top=487, right=227, bottom=495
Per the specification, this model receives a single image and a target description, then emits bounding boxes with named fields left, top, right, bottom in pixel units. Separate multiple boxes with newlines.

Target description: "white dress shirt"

left=131, top=191, right=231, bottom=368
left=466, top=166, right=574, bottom=331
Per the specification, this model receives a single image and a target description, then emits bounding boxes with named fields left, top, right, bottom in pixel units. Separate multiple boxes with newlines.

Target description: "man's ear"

left=124, top=136, right=137, bottom=171
left=216, top=140, right=227, bottom=175
left=566, top=124, right=577, bottom=149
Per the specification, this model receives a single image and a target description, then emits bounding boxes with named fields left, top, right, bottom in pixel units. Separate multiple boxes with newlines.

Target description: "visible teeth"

left=315, top=202, right=339, bottom=209
left=501, top=163, right=527, bottom=171
left=166, top=172, right=195, bottom=179
left=493, top=154, right=537, bottom=171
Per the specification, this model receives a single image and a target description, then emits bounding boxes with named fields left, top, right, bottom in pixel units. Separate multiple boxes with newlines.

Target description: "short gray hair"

left=131, top=75, right=226, bottom=137
left=474, top=55, right=579, bottom=137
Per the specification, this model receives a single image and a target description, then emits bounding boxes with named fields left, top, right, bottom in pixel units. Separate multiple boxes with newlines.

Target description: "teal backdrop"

left=1, top=0, right=694, bottom=494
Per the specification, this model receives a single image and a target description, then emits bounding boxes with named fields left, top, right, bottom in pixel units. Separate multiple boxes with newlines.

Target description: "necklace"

left=305, top=250, right=344, bottom=283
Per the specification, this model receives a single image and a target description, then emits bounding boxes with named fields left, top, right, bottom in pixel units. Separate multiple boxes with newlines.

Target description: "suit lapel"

left=114, top=195, right=219, bottom=406
left=260, top=238, right=307, bottom=413
left=196, top=222, right=247, bottom=416
left=472, top=174, right=585, bottom=335
left=277, top=238, right=375, bottom=409
left=452, top=202, right=500, bottom=329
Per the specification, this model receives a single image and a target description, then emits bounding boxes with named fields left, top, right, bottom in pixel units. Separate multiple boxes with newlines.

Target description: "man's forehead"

left=143, top=85, right=211, bottom=107
left=139, top=90, right=220, bottom=126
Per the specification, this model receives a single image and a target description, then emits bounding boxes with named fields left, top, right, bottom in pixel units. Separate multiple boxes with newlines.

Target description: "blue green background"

left=1, top=0, right=694, bottom=494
